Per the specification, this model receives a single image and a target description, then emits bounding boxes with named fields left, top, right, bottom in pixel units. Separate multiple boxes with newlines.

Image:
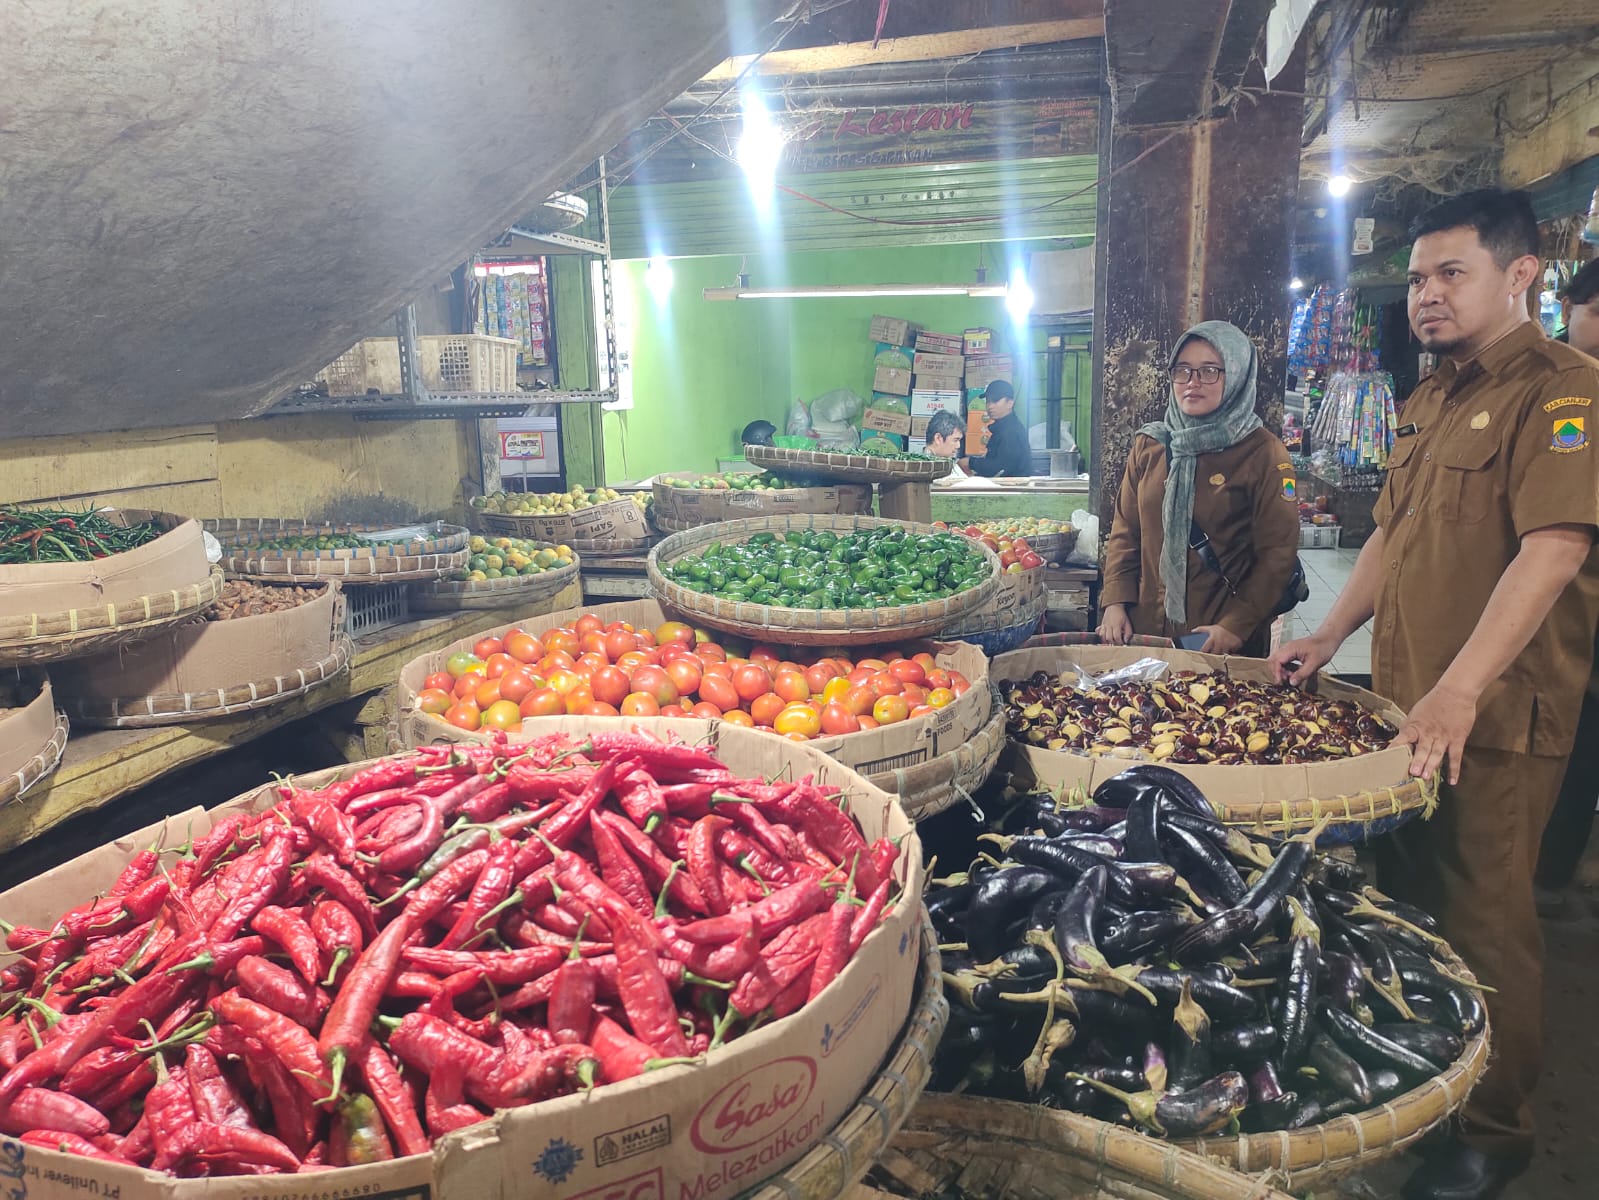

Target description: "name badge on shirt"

left=1395, top=423, right=1418, bottom=438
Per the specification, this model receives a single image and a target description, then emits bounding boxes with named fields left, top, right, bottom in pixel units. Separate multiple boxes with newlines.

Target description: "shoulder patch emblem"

left=1275, top=462, right=1292, bottom=471
left=1282, top=476, right=1297, bottom=501
left=1543, top=396, right=1593, bottom=413
left=1552, top=416, right=1588, bottom=453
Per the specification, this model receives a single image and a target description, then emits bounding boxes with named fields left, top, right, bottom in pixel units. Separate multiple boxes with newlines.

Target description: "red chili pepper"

left=594, top=810, right=709, bottom=914
left=385, top=1013, right=509, bottom=1108
left=729, top=911, right=831, bottom=1017
left=287, top=792, right=358, bottom=866
left=849, top=879, right=894, bottom=955
left=614, top=768, right=669, bottom=829
left=493, top=1043, right=600, bottom=1105
left=212, top=990, right=334, bottom=1103
left=404, top=848, right=489, bottom=928
left=355, top=1038, right=428, bottom=1158
left=724, top=802, right=799, bottom=863
left=807, top=899, right=855, bottom=1001
left=605, top=905, right=690, bottom=1058
left=686, top=815, right=735, bottom=916
left=455, top=779, right=513, bottom=823
left=18, top=1129, right=130, bottom=1163
left=774, top=786, right=879, bottom=895
left=660, top=915, right=762, bottom=983
left=509, top=759, right=618, bottom=881
left=320, top=756, right=441, bottom=811
left=143, top=1057, right=198, bottom=1170
left=718, top=827, right=794, bottom=887
left=236, top=956, right=330, bottom=1029
left=209, top=1026, right=317, bottom=1158
left=0, top=1087, right=112, bottom=1138
left=299, top=856, right=380, bottom=939
left=184, top=1043, right=253, bottom=1129
left=742, top=878, right=830, bottom=938
left=552, top=892, right=614, bottom=941
left=309, top=900, right=364, bottom=987
left=437, top=840, right=519, bottom=951
left=587, top=1015, right=693, bottom=1081
left=772, top=969, right=813, bottom=1019
left=423, top=1060, right=484, bottom=1136
left=547, top=944, right=597, bottom=1046
left=402, top=944, right=562, bottom=986
left=210, top=827, right=297, bottom=942
left=108, top=849, right=160, bottom=898
left=250, top=904, right=324, bottom=986
left=165, top=1121, right=303, bottom=1173
left=318, top=911, right=412, bottom=1100
left=191, top=814, right=250, bottom=881
left=588, top=812, right=654, bottom=917
left=655, top=782, right=719, bottom=817
left=584, top=732, right=721, bottom=774
left=165, top=934, right=267, bottom=977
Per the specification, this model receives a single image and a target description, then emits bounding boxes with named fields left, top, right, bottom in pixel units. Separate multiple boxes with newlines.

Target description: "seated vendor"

left=924, top=409, right=968, bottom=483
left=961, top=380, right=1032, bottom=477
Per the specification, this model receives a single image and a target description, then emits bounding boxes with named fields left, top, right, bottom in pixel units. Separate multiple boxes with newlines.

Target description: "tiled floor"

left=1286, top=546, right=1373, bottom=677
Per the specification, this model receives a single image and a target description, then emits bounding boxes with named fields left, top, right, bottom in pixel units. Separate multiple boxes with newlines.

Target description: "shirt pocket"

left=1438, top=437, right=1500, bottom=524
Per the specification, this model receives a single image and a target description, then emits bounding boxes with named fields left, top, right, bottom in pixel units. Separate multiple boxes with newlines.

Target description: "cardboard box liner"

left=873, top=366, right=912, bottom=397
left=50, top=582, right=343, bottom=705
left=861, top=408, right=913, bottom=437
left=0, top=724, right=922, bottom=1200
left=396, top=598, right=992, bottom=775
left=479, top=497, right=649, bottom=545
left=0, top=671, right=65, bottom=797
left=991, top=645, right=1416, bottom=807
left=0, top=511, right=210, bottom=620
left=652, top=476, right=872, bottom=527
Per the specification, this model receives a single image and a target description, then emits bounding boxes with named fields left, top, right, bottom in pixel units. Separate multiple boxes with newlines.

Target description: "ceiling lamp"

left=1327, top=174, right=1353, bottom=198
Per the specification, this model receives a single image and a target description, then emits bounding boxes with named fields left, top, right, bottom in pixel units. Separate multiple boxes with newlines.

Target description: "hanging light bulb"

left=1327, top=175, right=1353, bottom=198
left=737, top=93, right=783, bottom=199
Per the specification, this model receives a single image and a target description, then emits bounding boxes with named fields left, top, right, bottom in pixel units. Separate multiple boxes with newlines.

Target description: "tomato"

left=699, top=673, right=740, bottom=713
left=479, top=653, right=514, bottom=680
left=773, top=703, right=821, bottom=738
left=445, top=651, right=484, bottom=680
left=635, top=628, right=658, bottom=648
left=546, top=669, right=584, bottom=696
left=482, top=700, right=523, bottom=731
left=564, top=686, right=595, bottom=715
left=889, top=659, right=926, bottom=686
left=423, top=671, right=454, bottom=694
left=749, top=693, right=785, bottom=727
left=732, top=663, right=773, bottom=704
left=926, top=687, right=956, bottom=709
left=703, top=659, right=734, bottom=680
left=445, top=700, right=481, bottom=731
left=857, top=714, right=880, bottom=731
left=665, top=657, right=703, bottom=697
left=951, top=678, right=971, bottom=698
left=872, top=694, right=910, bottom=725
left=590, top=666, right=630, bottom=708
left=911, top=652, right=938, bottom=674
left=473, top=679, right=503, bottom=709
left=819, top=677, right=853, bottom=706
left=745, top=644, right=779, bottom=666
left=843, top=683, right=877, bottom=717
left=580, top=632, right=609, bottom=659
left=772, top=670, right=810, bottom=704
left=574, top=614, right=604, bottom=639
left=543, top=628, right=580, bottom=659
left=472, top=637, right=505, bottom=661
left=846, top=666, right=874, bottom=686
left=856, top=658, right=889, bottom=673
left=504, top=632, right=543, bottom=664
left=620, top=692, right=660, bottom=718
left=631, top=666, right=679, bottom=706
left=582, top=701, right=620, bottom=717
left=417, top=688, right=452, bottom=716
left=658, top=705, right=690, bottom=721
left=924, top=668, right=952, bottom=690
left=520, top=688, right=563, bottom=718
left=803, top=662, right=838, bottom=695
left=909, top=704, right=935, bottom=719
left=603, top=629, right=637, bottom=662
left=900, top=683, right=927, bottom=708
left=654, top=621, right=696, bottom=647
left=616, top=650, right=652, bottom=676
left=538, top=651, right=576, bottom=675
left=697, top=642, right=727, bottom=663
left=491, top=669, right=531, bottom=706
left=819, top=701, right=860, bottom=736
left=690, top=700, right=723, bottom=720
left=869, top=671, right=904, bottom=699
left=574, top=653, right=609, bottom=679
left=453, top=672, right=486, bottom=700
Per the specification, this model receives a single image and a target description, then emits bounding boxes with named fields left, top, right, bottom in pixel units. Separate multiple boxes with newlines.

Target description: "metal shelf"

left=266, top=390, right=613, bottom=421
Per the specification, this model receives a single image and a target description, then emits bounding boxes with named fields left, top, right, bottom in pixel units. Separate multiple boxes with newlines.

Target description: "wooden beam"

left=702, top=19, right=1105, bottom=80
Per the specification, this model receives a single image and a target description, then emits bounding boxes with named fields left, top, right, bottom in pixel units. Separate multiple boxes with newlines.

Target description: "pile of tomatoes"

left=415, top=613, right=974, bottom=741
left=931, top=523, right=1047, bottom=573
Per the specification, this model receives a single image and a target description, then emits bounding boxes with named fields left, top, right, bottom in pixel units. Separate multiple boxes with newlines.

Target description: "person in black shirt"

left=964, top=380, right=1032, bottom=477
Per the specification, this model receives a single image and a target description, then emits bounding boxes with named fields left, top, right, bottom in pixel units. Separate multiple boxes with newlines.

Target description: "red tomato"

left=697, top=642, right=727, bottom=663
left=520, top=688, right=563, bottom=718
left=481, top=653, right=517, bottom=680
left=573, top=614, right=604, bottom=639
left=690, top=700, right=723, bottom=720
left=472, top=637, right=505, bottom=661
left=603, top=629, right=637, bottom=662
left=582, top=701, right=620, bottom=717
left=620, top=692, right=660, bottom=718
left=616, top=650, right=652, bottom=676
left=773, top=670, right=810, bottom=703
left=580, top=632, right=609, bottom=659
left=900, top=683, right=927, bottom=708
left=804, top=662, right=840, bottom=695
left=750, top=693, right=785, bottom=727
left=543, top=628, right=580, bottom=659
left=699, top=673, right=740, bottom=713
left=423, top=671, right=454, bottom=694
left=445, top=700, right=481, bottom=731
left=889, top=659, right=926, bottom=686
left=911, top=652, right=938, bottom=674
left=819, top=701, right=860, bottom=736
left=732, top=663, right=773, bottom=704
left=503, top=632, right=543, bottom=664
left=474, top=679, right=502, bottom=709
left=856, top=658, right=890, bottom=673
left=631, top=665, right=679, bottom=706
left=574, top=653, right=608, bottom=679
left=703, top=659, right=734, bottom=680
left=909, top=704, right=935, bottom=719
left=590, top=666, right=631, bottom=708
left=498, top=669, right=538, bottom=705
left=857, top=714, right=880, bottom=731
left=846, top=666, right=874, bottom=686
left=843, top=684, right=877, bottom=717
left=538, top=651, right=576, bottom=675
left=869, top=671, right=905, bottom=699
left=924, top=668, right=952, bottom=690
left=1020, top=551, right=1045, bottom=570
left=748, top=644, right=781, bottom=666
left=453, top=672, right=486, bottom=700
left=665, top=657, right=703, bottom=697
left=417, top=688, right=452, bottom=716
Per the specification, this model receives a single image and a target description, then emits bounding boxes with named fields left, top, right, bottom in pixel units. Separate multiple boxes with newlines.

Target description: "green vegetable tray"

left=745, top=443, right=953, bottom=485
left=647, top=513, right=1000, bottom=646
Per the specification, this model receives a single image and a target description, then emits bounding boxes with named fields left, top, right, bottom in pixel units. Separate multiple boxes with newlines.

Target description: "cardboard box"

left=862, top=407, right=913, bottom=437
left=869, top=314, right=921, bottom=346
left=479, top=496, right=649, bottom=545
left=0, top=725, right=922, bottom=1200
left=914, top=372, right=965, bottom=395
left=50, top=582, right=343, bottom=720
left=990, top=645, right=1414, bottom=809
left=0, top=671, right=62, bottom=795
left=652, top=476, right=871, bottom=528
left=912, top=351, right=964, bottom=378
left=910, top=415, right=931, bottom=439
left=964, top=354, right=1014, bottom=390
left=873, top=365, right=912, bottom=396
left=963, top=327, right=994, bottom=355
left=873, top=345, right=913, bottom=370
left=397, top=599, right=993, bottom=777
left=914, top=331, right=965, bottom=355
left=0, top=510, right=209, bottom=620
left=910, top=390, right=962, bottom=417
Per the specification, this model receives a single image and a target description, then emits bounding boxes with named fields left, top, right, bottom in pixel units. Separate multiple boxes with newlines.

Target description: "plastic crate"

left=317, top=335, right=520, bottom=396
left=343, top=582, right=410, bottom=639
left=1300, top=524, right=1342, bottom=549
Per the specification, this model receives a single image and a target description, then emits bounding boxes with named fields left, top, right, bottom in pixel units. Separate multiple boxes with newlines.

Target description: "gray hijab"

left=1136, top=320, right=1262, bottom=625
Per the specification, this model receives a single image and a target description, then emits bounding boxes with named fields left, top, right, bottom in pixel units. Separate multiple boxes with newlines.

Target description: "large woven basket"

left=1023, top=633, right=1177, bottom=650
left=0, top=568, right=225, bottom=666
left=968, top=526, right=1080, bottom=563
left=648, top=514, right=1000, bottom=647
left=408, top=546, right=580, bottom=612
left=0, top=674, right=69, bottom=806
left=747, top=444, right=953, bottom=485
left=741, top=910, right=948, bottom=1200
left=941, top=567, right=1048, bottom=654
left=475, top=496, right=650, bottom=548
left=877, top=1094, right=1295, bottom=1200
left=873, top=691, right=1008, bottom=821
left=207, top=519, right=470, bottom=582
left=569, top=534, right=654, bottom=558
left=1169, top=937, right=1490, bottom=1190
left=652, top=476, right=875, bottom=532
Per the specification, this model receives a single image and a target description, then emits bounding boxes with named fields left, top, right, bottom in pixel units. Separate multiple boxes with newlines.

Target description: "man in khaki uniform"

left=1273, top=190, right=1599, bottom=1200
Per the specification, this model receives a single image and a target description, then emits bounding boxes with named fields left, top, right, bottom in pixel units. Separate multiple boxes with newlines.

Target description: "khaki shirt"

left=1102, top=427, right=1301, bottom=644
left=1372, top=322, right=1599, bottom=756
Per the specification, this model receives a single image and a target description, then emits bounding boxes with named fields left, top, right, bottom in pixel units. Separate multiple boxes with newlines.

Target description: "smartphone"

left=1177, top=633, right=1210, bottom=651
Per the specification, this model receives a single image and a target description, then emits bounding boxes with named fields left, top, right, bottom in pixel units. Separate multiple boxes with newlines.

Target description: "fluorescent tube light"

left=705, top=283, right=991, bottom=301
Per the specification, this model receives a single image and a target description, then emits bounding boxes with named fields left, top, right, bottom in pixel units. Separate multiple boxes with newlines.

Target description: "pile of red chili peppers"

left=0, top=731, right=901, bottom=1175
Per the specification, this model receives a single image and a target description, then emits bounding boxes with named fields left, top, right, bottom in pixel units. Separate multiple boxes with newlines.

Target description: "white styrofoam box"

left=1299, top=524, right=1341, bottom=549
left=497, top=416, right=560, bottom=477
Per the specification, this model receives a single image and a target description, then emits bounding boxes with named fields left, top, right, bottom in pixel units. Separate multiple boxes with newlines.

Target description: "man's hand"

left=1097, top=604, right=1133, bottom=645
left=1395, top=682, right=1478, bottom=785
left=1268, top=632, right=1340, bottom=686
left=1190, top=625, right=1243, bottom=655
left=957, top=457, right=972, bottom=472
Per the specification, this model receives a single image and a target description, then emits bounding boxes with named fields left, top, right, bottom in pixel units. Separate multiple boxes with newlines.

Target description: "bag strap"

left=1163, top=444, right=1241, bottom=598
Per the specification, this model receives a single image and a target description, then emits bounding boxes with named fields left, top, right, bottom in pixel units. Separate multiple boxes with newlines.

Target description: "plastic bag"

left=1067, top=508, right=1098, bottom=565
left=785, top=396, right=812, bottom=437
left=811, top=419, right=860, bottom=452
left=811, top=388, right=864, bottom=425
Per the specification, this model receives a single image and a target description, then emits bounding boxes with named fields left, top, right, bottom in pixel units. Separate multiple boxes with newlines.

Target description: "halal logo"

left=1553, top=417, right=1588, bottom=453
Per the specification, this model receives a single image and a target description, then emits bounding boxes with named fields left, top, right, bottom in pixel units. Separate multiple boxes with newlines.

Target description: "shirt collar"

left=1435, top=321, right=1545, bottom=388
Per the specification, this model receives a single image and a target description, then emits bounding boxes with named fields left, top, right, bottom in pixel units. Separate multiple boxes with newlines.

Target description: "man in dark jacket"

left=964, top=380, right=1033, bottom=477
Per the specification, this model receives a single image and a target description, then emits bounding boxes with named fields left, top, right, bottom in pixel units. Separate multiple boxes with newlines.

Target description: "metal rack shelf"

left=267, top=390, right=612, bottom=421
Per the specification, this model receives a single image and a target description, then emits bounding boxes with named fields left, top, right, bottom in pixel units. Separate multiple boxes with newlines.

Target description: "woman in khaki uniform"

left=1098, top=320, right=1300, bottom=657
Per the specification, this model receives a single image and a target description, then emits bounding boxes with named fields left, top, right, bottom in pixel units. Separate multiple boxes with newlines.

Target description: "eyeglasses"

left=1171, top=365, right=1224, bottom=385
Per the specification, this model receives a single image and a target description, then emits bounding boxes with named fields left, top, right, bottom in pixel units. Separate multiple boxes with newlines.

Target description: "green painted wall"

left=602, top=241, right=1058, bottom=480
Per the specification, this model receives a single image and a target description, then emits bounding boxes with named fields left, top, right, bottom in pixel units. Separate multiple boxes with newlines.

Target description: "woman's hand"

left=1097, top=604, right=1134, bottom=645
left=1190, top=624, right=1243, bottom=655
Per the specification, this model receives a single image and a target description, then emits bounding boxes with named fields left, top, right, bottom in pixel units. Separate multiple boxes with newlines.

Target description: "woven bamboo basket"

left=652, top=475, right=875, bottom=531
left=1023, top=633, right=1176, bottom=650
left=746, top=444, right=953, bottom=485
left=940, top=567, right=1048, bottom=654
left=408, top=547, right=580, bottom=612
left=207, top=519, right=470, bottom=582
left=873, top=692, right=1008, bottom=821
left=968, top=527, right=1080, bottom=563
left=0, top=568, right=225, bottom=666
left=740, top=911, right=949, bottom=1200
left=649, top=515, right=1001, bottom=647
left=0, top=675, right=69, bottom=806
left=474, top=496, right=650, bottom=547
left=570, top=534, right=655, bottom=558
left=875, top=1094, right=1295, bottom=1200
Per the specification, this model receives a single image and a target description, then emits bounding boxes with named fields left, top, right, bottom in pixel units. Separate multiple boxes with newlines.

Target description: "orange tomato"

left=690, top=700, right=723, bottom=720
left=473, top=679, right=503, bottom=709
left=631, top=666, right=679, bottom=706
left=803, top=662, right=839, bottom=695
left=546, top=669, right=584, bottom=696
left=772, top=703, right=821, bottom=738
left=423, top=671, right=454, bottom=694
left=703, top=659, right=734, bottom=680
left=655, top=621, right=696, bottom=647
left=951, top=677, right=971, bottom=698
left=574, top=653, right=609, bottom=679
left=889, top=659, right=927, bottom=686
left=504, top=632, right=543, bottom=664
left=582, top=701, right=620, bottom=717
left=445, top=700, right=481, bottom=731
left=417, top=688, right=452, bottom=716
left=520, top=688, right=563, bottom=718
left=857, top=714, right=880, bottom=731
left=543, top=628, right=580, bottom=659
left=772, top=670, right=810, bottom=704
left=574, top=614, right=605, bottom=639
left=732, top=663, right=773, bottom=704
left=749, top=693, right=786, bottom=727
left=481, top=652, right=516, bottom=680
left=912, top=652, right=938, bottom=674
left=635, top=628, right=658, bottom=648
left=590, top=666, right=631, bottom=708
left=620, top=692, right=660, bottom=718
left=926, top=687, right=956, bottom=709
left=924, top=668, right=952, bottom=691
left=721, top=708, right=755, bottom=727
left=844, top=683, right=877, bottom=717
left=616, top=650, right=652, bottom=676
left=564, top=687, right=595, bottom=715
left=603, top=629, right=637, bottom=662
left=872, top=694, right=910, bottom=725
left=819, top=701, right=860, bottom=736
left=781, top=732, right=810, bottom=743
left=497, top=669, right=537, bottom=705
left=665, top=657, right=703, bottom=697
left=538, top=651, right=576, bottom=675
left=482, top=700, right=523, bottom=731
left=472, top=637, right=505, bottom=661
left=699, top=674, right=740, bottom=713
left=453, top=672, right=486, bottom=700
left=580, top=632, right=609, bottom=658
left=869, top=671, right=905, bottom=698
left=748, top=643, right=781, bottom=665
left=697, top=642, right=727, bottom=663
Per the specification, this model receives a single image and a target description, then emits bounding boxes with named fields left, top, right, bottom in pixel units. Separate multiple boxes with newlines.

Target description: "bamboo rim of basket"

left=570, top=536, right=655, bottom=557
left=60, top=637, right=354, bottom=728
left=746, top=443, right=953, bottom=484
left=408, top=549, right=580, bottom=611
left=741, top=909, right=948, bottom=1200
left=206, top=518, right=469, bottom=559
left=475, top=497, right=646, bottom=532
left=878, top=694, right=1008, bottom=822
left=886, top=1093, right=1297, bottom=1200
left=1023, top=633, right=1178, bottom=649
left=1167, top=938, right=1489, bottom=1189
left=1, top=710, right=70, bottom=807
left=221, top=549, right=471, bottom=582
left=648, top=515, right=1001, bottom=647
left=0, top=568, right=226, bottom=665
